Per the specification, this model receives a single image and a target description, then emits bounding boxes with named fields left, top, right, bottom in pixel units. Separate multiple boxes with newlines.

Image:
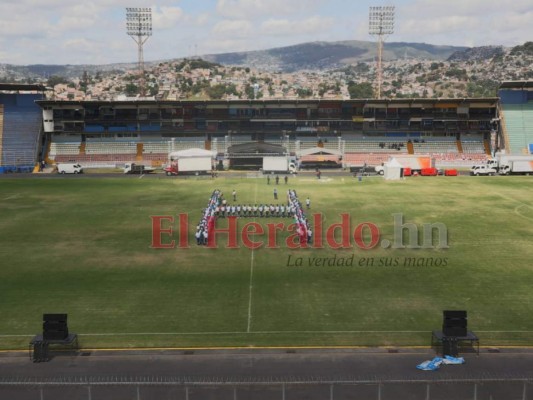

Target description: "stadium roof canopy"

left=0, top=83, right=47, bottom=92
left=499, top=81, right=533, bottom=90
left=227, top=142, right=287, bottom=157
left=299, top=147, right=342, bottom=157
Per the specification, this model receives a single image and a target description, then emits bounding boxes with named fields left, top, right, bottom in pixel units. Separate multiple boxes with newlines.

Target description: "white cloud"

left=212, top=19, right=253, bottom=39
left=401, top=15, right=476, bottom=37
left=195, top=13, right=210, bottom=26
left=216, top=0, right=321, bottom=20
left=152, top=6, right=184, bottom=30
left=260, top=16, right=334, bottom=37
left=0, top=1, right=531, bottom=65
left=402, top=0, right=533, bottom=18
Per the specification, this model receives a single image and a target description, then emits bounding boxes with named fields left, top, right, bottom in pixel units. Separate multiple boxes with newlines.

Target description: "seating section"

left=169, top=140, right=206, bottom=152
left=501, top=102, right=533, bottom=154
left=343, top=153, right=392, bottom=166
left=435, top=153, right=490, bottom=167
left=461, top=141, right=486, bottom=154
left=49, top=143, right=81, bottom=158
left=411, top=140, right=458, bottom=154
left=0, top=94, right=42, bottom=167
left=54, top=154, right=136, bottom=163
left=46, top=135, right=492, bottom=168
left=344, top=139, right=407, bottom=153
left=85, top=142, right=137, bottom=155
left=143, top=142, right=170, bottom=153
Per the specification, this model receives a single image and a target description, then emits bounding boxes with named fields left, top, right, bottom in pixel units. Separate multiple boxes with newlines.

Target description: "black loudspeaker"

left=442, top=310, right=467, bottom=337
left=442, top=337, right=458, bottom=357
left=43, top=314, right=68, bottom=341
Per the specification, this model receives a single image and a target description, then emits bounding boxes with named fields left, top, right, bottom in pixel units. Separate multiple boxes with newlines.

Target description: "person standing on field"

left=232, top=189, right=237, bottom=202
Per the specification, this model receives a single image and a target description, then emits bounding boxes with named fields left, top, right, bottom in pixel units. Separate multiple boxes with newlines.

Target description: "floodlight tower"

left=369, top=6, right=395, bottom=99
left=126, top=7, right=152, bottom=97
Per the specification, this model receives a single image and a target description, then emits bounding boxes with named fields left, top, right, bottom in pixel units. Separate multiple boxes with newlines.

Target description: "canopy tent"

left=298, top=147, right=342, bottom=157
left=226, top=142, right=287, bottom=158
left=226, top=142, right=287, bottom=169
left=383, top=158, right=403, bottom=180
left=169, top=148, right=215, bottom=160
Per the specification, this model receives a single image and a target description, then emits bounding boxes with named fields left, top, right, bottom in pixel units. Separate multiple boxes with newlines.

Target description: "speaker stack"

left=442, top=310, right=467, bottom=337
left=43, top=314, right=69, bottom=341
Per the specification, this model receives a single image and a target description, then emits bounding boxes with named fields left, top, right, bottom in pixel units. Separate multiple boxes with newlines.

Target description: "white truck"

left=499, top=160, right=533, bottom=175
left=470, top=164, right=497, bottom=176
left=123, top=163, right=156, bottom=174
left=165, top=157, right=212, bottom=175
left=262, top=157, right=297, bottom=174
left=375, top=155, right=434, bottom=175
left=57, top=163, right=83, bottom=174
left=473, top=155, right=533, bottom=176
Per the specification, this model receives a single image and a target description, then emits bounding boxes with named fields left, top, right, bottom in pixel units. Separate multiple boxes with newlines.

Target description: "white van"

left=57, top=163, right=83, bottom=174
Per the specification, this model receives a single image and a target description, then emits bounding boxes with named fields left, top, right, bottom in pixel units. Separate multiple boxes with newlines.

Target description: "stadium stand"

left=344, top=138, right=408, bottom=154
left=461, top=140, right=487, bottom=154
left=38, top=98, right=501, bottom=169
left=0, top=91, right=44, bottom=172
left=499, top=81, right=533, bottom=155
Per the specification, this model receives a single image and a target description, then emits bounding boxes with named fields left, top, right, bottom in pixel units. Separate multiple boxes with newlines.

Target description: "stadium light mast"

left=369, top=6, right=395, bottom=99
left=126, top=7, right=152, bottom=97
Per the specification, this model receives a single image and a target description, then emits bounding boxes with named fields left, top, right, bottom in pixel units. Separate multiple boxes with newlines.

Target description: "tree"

left=149, top=84, right=159, bottom=97
left=347, top=82, right=374, bottom=99
left=244, top=84, right=255, bottom=99
left=47, top=75, right=69, bottom=87
left=296, top=88, right=313, bottom=98
left=206, top=84, right=227, bottom=99
left=125, top=83, right=139, bottom=96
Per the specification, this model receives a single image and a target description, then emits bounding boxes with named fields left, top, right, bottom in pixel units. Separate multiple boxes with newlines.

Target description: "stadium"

left=0, top=80, right=532, bottom=349
left=2, top=81, right=532, bottom=173
left=1, top=53, right=533, bottom=400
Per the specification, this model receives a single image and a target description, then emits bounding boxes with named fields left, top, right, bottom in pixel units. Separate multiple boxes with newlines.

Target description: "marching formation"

left=215, top=203, right=299, bottom=218
left=195, top=189, right=220, bottom=245
left=195, top=189, right=313, bottom=245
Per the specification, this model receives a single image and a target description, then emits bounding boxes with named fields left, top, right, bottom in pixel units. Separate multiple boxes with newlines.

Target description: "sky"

left=0, top=0, right=531, bottom=65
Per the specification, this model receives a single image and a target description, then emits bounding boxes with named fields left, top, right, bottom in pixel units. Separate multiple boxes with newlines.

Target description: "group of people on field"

left=287, top=189, right=313, bottom=245
left=215, top=203, right=298, bottom=218
left=195, top=189, right=221, bottom=245
left=195, top=189, right=312, bottom=245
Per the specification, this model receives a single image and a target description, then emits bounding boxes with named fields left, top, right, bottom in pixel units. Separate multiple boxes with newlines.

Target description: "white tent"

left=168, top=148, right=214, bottom=161
left=383, top=158, right=403, bottom=180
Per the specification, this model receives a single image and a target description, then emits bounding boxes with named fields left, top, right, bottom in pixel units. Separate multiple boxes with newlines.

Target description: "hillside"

left=1, top=41, right=531, bottom=101
left=203, top=40, right=468, bottom=72
left=0, top=40, right=467, bottom=80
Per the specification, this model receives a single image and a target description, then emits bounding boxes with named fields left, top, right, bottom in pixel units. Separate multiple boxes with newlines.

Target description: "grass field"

left=0, top=174, right=532, bottom=350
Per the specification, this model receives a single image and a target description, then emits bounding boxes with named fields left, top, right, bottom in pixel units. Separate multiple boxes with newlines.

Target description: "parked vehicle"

left=470, top=165, right=496, bottom=176
left=421, top=167, right=438, bottom=176
left=123, top=163, right=156, bottom=174
left=444, top=169, right=458, bottom=176
left=262, top=157, right=297, bottom=174
left=57, top=163, right=83, bottom=174
left=472, top=154, right=533, bottom=175
left=498, top=160, right=533, bottom=175
left=375, top=155, right=434, bottom=175
left=164, top=158, right=212, bottom=176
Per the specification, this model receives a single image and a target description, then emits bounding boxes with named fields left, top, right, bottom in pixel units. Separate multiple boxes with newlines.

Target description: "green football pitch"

left=0, top=174, right=532, bottom=350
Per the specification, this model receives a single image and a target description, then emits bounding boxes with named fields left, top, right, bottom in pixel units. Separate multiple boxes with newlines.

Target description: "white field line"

left=3, top=330, right=533, bottom=338
left=1, top=194, right=20, bottom=201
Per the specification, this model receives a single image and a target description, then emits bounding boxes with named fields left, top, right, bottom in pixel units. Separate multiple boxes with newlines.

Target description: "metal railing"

left=0, top=376, right=531, bottom=400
